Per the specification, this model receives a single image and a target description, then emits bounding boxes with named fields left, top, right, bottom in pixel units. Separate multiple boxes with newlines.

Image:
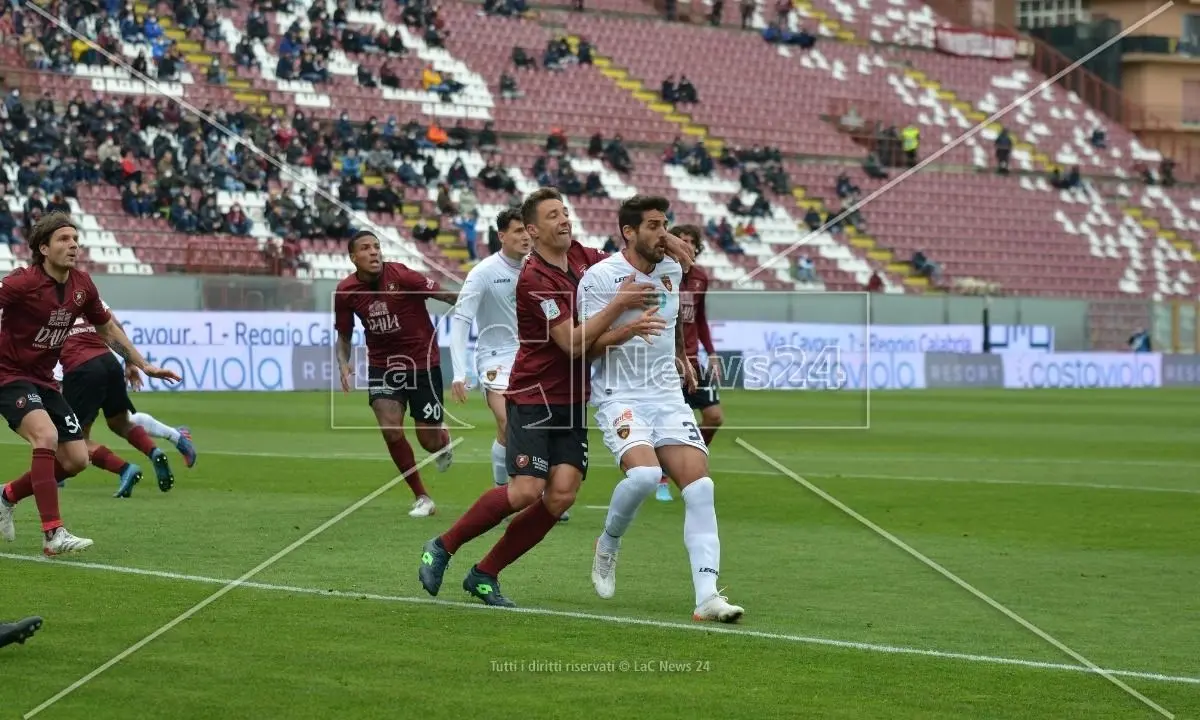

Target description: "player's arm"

left=675, top=315, right=697, bottom=392
left=0, top=272, right=24, bottom=310
left=449, top=272, right=484, bottom=402
left=556, top=274, right=660, bottom=360
left=663, top=232, right=695, bottom=272
left=94, top=315, right=179, bottom=382
left=695, top=282, right=720, bottom=381
left=334, top=292, right=356, bottom=393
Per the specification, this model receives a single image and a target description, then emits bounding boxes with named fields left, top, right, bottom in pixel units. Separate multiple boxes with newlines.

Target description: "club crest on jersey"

left=386, top=282, right=398, bottom=292
left=616, top=425, right=630, bottom=440
left=425, top=278, right=436, bottom=290
left=515, top=454, right=529, bottom=469
left=485, top=369, right=498, bottom=381
left=73, top=289, right=86, bottom=306
left=661, top=277, right=673, bottom=292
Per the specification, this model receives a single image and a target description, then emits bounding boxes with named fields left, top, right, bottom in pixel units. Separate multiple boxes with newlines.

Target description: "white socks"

left=598, top=465, right=660, bottom=554
left=491, top=440, right=509, bottom=486
left=682, top=477, right=720, bottom=607
left=130, top=412, right=180, bottom=444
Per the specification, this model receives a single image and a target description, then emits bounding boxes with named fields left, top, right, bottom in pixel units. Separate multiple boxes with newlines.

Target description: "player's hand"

left=615, top=274, right=659, bottom=312
left=451, top=379, right=469, bottom=404
left=339, top=364, right=353, bottom=394
left=142, top=364, right=181, bottom=383
left=663, top=232, right=695, bottom=272
left=125, top=364, right=144, bottom=391
left=679, top=358, right=698, bottom=394
left=707, top=356, right=722, bottom=383
left=626, top=308, right=667, bottom=343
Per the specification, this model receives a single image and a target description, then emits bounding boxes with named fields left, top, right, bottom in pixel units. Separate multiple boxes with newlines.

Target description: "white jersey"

left=578, top=252, right=684, bottom=405
left=450, top=252, right=522, bottom=387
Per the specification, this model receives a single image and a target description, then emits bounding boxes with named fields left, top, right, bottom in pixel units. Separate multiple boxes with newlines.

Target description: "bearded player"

left=0, top=213, right=179, bottom=555
left=418, top=188, right=668, bottom=607
left=335, top=230, right=458, bottom=518
left=586, top=197, right=743, bottom=622
left=656, top=224, right=723, bottom=502
left=58, top=305, right=198, bottom=497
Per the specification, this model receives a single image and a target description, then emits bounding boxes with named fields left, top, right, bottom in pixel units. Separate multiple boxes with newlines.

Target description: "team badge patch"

left=515, top=454, right=529, bottom=469
left=662, top=277, right=673, bottom=292
left=540, top=299, right=561, bottom=320
left=15, top=396, right=25, bottom=409
left=616, top=425, right=630, bottom=440
left=73, top=289, right=85, bottom=306
left=386, top=282, right=398, bottom=291
left=486, top=369, right=498, bottom=381
left=425, top=278, right=436, bottom=289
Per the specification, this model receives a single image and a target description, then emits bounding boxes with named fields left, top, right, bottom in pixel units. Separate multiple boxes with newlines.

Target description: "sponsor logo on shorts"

left=515, top=454, right=529, bottom=469
left=614, top=408, right=634, bottom=426
left=486, top=369, right=498, bottom=381
left=661, top=277, right=672, bottom=292
left=616, top=425, right=630, bottom=440
left=73, top=289, right=86, bottom=306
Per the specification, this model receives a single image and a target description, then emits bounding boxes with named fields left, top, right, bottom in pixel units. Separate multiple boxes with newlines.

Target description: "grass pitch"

left=1, top=388, right=1197, bottom=719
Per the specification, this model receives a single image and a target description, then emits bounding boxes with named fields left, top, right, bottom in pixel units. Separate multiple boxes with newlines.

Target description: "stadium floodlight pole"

left=738, top=0, right=1176, bottom=287
left=734, top=437, right=1177, bottom=720
left=20, top=438, right=463, bottom=720
left=21, top=1, right=464, bottom=286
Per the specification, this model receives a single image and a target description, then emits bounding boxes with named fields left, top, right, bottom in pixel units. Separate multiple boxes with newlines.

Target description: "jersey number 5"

left=64, top=413, right=81, bottom=435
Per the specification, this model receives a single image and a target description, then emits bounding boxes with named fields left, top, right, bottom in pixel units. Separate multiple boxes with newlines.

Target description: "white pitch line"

left=2, top=551, right=1197, bottom=688
left=736, top=438, right=1177, bottom=720
left=20, top=438, right=463, bottom=720
left=132, top=446, right=1200, bottom=496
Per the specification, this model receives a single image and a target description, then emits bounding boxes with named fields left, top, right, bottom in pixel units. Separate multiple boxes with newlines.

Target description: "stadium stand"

left=0, top=0, right=1194, bottom=340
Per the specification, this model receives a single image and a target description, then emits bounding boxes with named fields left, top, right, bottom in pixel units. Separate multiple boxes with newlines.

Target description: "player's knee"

left=682, top=476, right=714, bottom=506
left=703, top=407, right=724, bottom=427
left=380, top=427, right=407, bottom=446
left=506, top=476, right=544, bottom=509
left=414, top=425, right=447, bottom=452
left=105, top=414, right=131, bottom=435
left=20, top=417, right=58, bottom=450
left=542, top=485, right=577, bottom=515
left=626, top=465, right=661, bottom=496
left=58, top=448, right=88, bottom=476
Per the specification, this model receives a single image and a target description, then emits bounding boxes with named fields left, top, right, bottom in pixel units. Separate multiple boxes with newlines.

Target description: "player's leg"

left=102, top=357, right=174, bottom=492
left=657, top=416, right=742, bottom=623
left=417, top=401, right=546, bottom=596
left=0, top=384, right=88, bottom=552
left=484, top=388, right=509, bottom=487
left=372, top=393, right=434, bottom=517
left=466, top=445, right=584, bottom=608
left=43, top=402, right=93, bottom=556
left=129, top=410, right=197, bottom=468
left=591, top=402, right=660, bottom=598
left=82, top=426, right=144, bottom=499
left=410, top=369, right=453, bottom=472
left=0, top=617, right=43, bottom=649
left=64, top=362, right=147, bottom=496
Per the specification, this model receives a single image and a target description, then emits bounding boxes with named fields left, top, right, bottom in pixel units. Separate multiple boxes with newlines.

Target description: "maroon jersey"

left=680, top=265, right=715, bottom=367
left=61, top=298, right=114, bottom=373
left=334, top=261, right=442, bottom=370
left=507, top=241, right=605, bottom=406
left=0, top=265, right=111, bottom=389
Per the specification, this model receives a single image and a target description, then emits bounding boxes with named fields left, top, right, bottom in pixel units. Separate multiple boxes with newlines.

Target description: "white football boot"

left=693, top=591, right=744, bottom=623
left=43, top=527, right=93, bottom=557
left=408, top=495, right=436, bottom=518
left=591, top=538, right=618, bottom=599
left=0, top=494, right=15, bottom=542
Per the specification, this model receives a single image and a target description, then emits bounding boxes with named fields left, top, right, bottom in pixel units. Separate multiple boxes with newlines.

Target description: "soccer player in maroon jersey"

left=0, top=213, right=180, bottom=556
left=59, top=302, right=198, bottom=498
left=657, top=225, right=723, bottom=502
left=334, top=230, right=459, bottom=518
left=418, top=187, right=668, bottom=607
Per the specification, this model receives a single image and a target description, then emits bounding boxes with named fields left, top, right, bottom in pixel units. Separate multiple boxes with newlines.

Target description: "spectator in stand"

left=499, top=72, right=522, bottom=99
left=585, top=172, right=606, bottom=198
left=866, top=270, right=884, bottom=292
left=577, top=37, right=594, bottom=64
left=740, top=0, right=755, bottom=29
left=447, top=158, right=471, bottom=188
left=901, top=124, right=920, bottom=167
left=545, top=128, right=568, bottom=157
left=207, top=58, right=227, bottom=85
left=478, top=122, right=499, bottom=153
left=911, top=250, right=940, bottom=283
left=447, top=121, right=471, bottom=150
left=863, top=151, right=888, bottom=179
left=793, top=254, right=817, bottom=283
left=247, top=8, right=270, bottom=41
left=479, top=160, right=516, bottom=193
left=1049, top=165, right=1080, bottom=190
left=422, top=156, right=440, bottom=184
left=512, top=46, right=537, bottom=69
left=436, top=183, right=457, bottom=216
left=427, top=122, right=449, bottom=148
left=380, top=62, right=400, bottom=89
left=1160, top=158, right=1176, bottom=187
left=225, top=203, right=252, bottom=235
left=835, top=171, right=859, bottom=200
left=603, top=134, right=633, bottom=173
left=661, top=76, right=677, bottom=103
left=170, top=195, right=198, bottom=233
left=676, top=75, right=699, bottom=104
left=588, top=132, right=604, bottom=158
left=456, top=212, right=479, bottom=261
left=357, top=64, right=377, bottom=88
left=803, top=207, right=822, bottom=231
left=740, top=166, right=761, bottom=193
left=709, top=0, right=723, bottom=26
left=995, top=126, right=1012, bottom=175
left=1090, top=127, right=1106, bottom=149
left=367, top=178, right=402, bottom=215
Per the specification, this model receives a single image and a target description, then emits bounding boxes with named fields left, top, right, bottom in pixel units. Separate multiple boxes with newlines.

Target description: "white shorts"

left=594, top=398, right=709, bottom=464
left=476, top=353, right=515, bottom=393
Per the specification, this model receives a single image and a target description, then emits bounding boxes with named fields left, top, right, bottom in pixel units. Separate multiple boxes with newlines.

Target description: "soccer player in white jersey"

left=579, top=195, right=743, bottom=623
left=450, top=209, right=529, bottom=490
